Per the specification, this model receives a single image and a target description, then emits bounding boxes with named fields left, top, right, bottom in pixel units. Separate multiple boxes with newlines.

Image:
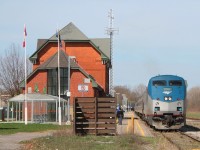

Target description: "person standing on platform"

left=117, top=107, right=124, bottom=125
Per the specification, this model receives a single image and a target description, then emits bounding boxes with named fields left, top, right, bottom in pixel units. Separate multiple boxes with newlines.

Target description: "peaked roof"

left=50, top=22, right=89, bottom=40
left=39, top=50, right=79, bottom=69
left=30, top=22, right=110, bottom=60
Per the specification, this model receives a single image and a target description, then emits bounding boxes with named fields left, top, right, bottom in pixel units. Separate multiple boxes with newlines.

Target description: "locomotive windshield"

left=169, top=80, right=182, bottom=86
left=152, top=80, right=166, bottom=86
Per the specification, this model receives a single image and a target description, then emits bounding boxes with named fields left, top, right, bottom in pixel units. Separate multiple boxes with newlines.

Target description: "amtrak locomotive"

left=135, top=75, right=187, bottom=130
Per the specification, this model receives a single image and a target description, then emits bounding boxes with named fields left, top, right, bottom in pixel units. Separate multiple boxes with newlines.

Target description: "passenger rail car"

left=135, top=75, right=187, bottom=130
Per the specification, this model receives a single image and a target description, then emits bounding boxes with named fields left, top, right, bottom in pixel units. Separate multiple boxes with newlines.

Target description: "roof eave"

left=29, top=40, right=49, bottom=60
left=89, top=41, right=110, bottom=60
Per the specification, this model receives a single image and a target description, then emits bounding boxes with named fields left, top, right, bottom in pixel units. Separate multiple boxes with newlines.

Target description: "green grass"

left=0, top=123, right=68, bottom=135
left=23, top=134, right=157, bottom=150
left=186, top=111, right=200, bottom=119
left=0, top=123, right=159, bottom=150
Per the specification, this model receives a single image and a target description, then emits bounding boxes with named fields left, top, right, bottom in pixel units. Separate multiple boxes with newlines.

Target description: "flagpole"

left=24, top=24, right=28, bottom=125
left=57, top=29, right=61, bottom=125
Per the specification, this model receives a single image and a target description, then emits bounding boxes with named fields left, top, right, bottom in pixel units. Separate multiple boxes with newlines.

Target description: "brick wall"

left=33, top=42, right=108, bottom=93
left=26, top=70, right=47, bottom=94
left=70, top=70, right=94, bottom=105
left=33, top=43, right=58, bottom=70
left=27, top=41, right=109, bottom=101
left=64, top=42, right=107, bottom=90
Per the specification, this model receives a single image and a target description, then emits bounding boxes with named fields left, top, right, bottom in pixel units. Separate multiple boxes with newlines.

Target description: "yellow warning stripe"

left=126, top=112, right=134, bottom=134
left=126, top=119, right=130, bottom=133
left=135, top=119, right=145, bottom=136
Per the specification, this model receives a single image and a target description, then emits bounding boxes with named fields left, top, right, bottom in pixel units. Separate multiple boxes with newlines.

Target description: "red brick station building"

left=19, top=22, right=111, bottom=121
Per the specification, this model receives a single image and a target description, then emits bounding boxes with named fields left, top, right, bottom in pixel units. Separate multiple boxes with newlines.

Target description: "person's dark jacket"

left=117, top=109, right=124, bottom=118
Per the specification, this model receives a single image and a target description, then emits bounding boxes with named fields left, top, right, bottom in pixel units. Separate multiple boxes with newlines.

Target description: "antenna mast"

left=106, top=9, right=118, bottom=97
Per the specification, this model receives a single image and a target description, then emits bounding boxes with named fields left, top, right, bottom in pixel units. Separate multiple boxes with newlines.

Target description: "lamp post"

left=66, top=56, right=76, bottom=125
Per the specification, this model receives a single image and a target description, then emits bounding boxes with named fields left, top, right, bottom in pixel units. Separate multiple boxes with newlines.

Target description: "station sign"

left=78, top=84, right=88, bottom=92
left=84, top=78, right=90, bottom=83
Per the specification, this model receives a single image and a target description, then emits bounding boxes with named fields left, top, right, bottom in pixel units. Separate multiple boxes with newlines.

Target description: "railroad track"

left=178, top=130, right=200, bottom=142
left=152, top=130, right=200, bottom=150
left=135, top=113, right=200, bottom=149
left=147, top=118, right=200, bottom=150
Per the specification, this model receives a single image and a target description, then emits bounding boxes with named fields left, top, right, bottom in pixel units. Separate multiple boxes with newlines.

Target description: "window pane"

left=63, top=69, right=68, bottom=76
left=60, top=86, right=64, bottom=95
left=63, top=78, right=68, bottom=84
left=153, top=80, right=166, bottom=86
left=60, top=78, right=64, bottom=84
left=52, top=87, right=57, bottom=95
left=47, top=68, right=69, bottom=96
left=64, top=86, right=67, bottom=92
left=48, top=70, right=51, bottom=77
left=52, top=69, right=57, bottom=76
left=169, top=80, right=182, bottom=86
left=60, top=69, right=63, bottom=77
left=52, top=78, right=57, bottom=86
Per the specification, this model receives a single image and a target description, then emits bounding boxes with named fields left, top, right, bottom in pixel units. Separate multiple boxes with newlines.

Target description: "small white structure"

left=7, top=93, right=67, bottom=124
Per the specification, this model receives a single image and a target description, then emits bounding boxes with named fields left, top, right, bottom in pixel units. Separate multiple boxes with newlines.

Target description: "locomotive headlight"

left=164, top=96, right=172, bottom=101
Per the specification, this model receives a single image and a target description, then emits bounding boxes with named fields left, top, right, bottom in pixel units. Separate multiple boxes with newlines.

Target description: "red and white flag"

left=23, top=24, right=27, bottom=48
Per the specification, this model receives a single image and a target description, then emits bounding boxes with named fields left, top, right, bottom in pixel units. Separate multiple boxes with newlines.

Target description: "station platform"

left=117, top=111, right=154, bottom=137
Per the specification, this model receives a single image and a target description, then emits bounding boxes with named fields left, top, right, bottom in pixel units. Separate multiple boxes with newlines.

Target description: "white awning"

left=8, top=93, right=66, bottom=102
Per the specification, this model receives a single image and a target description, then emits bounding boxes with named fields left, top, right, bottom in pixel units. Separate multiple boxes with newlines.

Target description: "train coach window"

left=153, top=80, right=166, bottom=86
left=169, top=80, right=182, bottom=86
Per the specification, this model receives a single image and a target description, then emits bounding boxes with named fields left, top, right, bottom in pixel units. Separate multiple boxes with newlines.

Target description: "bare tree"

left=133, top=84, right=147, bottom=101
left=187, top=87, right=200, bottom=111
left=113, top=84, right=147, bottom=109
left=114, top=85, right=137, bottom=103
left=0, top=43, right=32, bottom=97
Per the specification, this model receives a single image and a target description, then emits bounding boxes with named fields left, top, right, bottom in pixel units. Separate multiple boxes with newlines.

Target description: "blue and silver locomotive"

left=135, top=75, right=187, bottom=130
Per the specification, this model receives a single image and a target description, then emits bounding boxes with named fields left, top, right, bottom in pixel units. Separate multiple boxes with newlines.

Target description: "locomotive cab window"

left=169, top=80, right=182, bottom=86
left=152, top=80, right=166, bottom=86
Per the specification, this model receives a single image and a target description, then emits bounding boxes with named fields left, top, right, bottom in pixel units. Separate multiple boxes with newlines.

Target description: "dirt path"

left=0, top=131, right=54, bottom=150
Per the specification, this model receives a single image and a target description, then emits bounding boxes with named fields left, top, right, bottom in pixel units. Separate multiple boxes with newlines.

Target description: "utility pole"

left=106, top=9, right=118, bottom=97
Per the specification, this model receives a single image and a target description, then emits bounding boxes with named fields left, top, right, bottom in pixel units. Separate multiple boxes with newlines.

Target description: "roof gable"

left=50, top=22, right=89, bottom=41
left=39, top=50, right=79, bottom=69
left=30, top=22, right=110, bottom=61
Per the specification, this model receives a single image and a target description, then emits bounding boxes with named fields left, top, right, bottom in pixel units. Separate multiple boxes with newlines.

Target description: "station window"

left=152, top=80, right=166, bottom=86
left=169, top=80, right=182, bottom=86
left=47, top=68, right=69, bottom=96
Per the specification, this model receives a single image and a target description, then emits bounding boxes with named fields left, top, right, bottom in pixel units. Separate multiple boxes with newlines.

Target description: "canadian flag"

left=23, top=25, right=27, bottom=48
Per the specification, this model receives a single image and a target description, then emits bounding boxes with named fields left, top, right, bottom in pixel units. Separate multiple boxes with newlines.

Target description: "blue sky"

left=0, top=0, right=200, bottom=89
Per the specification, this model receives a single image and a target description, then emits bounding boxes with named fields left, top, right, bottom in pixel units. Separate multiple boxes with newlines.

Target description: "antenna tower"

left=106, top=9, right=118, bottom=97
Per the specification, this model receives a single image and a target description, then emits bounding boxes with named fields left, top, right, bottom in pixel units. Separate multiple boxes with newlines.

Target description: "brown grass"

left=156, top=136, right=179, bottom=150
